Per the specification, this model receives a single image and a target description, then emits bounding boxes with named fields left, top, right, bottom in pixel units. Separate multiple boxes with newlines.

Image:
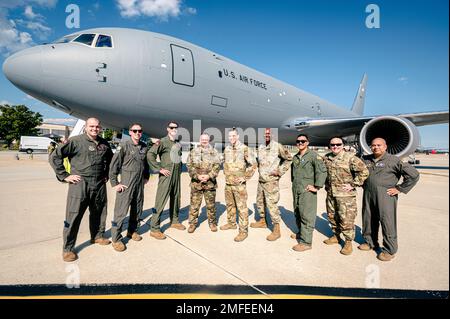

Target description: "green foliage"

left=101, top=128, right=115, bottom=141
left=0, top=104, right=43, bottom=146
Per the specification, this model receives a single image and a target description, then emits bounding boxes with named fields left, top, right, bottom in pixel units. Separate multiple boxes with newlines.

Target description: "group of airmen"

left=49, top=117, right=420, bottom=263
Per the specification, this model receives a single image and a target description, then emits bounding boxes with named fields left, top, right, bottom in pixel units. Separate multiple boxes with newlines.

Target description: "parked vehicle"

left=19, top=136, right=55, bottom=154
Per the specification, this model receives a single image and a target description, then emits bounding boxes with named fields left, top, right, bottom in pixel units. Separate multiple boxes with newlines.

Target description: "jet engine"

left=359, top=116, right=420, bottom=157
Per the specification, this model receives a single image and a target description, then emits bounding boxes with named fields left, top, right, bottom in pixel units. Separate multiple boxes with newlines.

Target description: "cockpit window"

left=73, top=34, right=96, bottom=46
left=53, top=34, right=79, bottom=44
left=96, top=35, right=112, bottom=48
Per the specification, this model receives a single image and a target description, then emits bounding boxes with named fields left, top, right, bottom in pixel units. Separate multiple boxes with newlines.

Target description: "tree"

left=0, top=104, right=43, bottom=146
left=101, top=128, right=115, bottom=141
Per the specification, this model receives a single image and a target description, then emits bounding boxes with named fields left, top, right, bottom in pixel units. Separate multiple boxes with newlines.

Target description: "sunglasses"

left=131, top=129, right=142, bottom=133
left=168, top=126, right=178, bottom=130
left=330, top=143, right=343, bottom=147
left=296, top=140, right=308, bottom=144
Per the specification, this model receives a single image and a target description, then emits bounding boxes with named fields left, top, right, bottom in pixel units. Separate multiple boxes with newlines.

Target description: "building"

left=37, top=123, right=73, bottom=139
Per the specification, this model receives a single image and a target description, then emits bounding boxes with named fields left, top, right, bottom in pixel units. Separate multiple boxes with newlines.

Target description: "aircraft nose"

left=2, top=46, right=43, bottom=95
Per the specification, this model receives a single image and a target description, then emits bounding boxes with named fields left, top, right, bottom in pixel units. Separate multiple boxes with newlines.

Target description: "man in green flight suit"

left=109, top=123, right=150, bottom=252
left=147, top=121, right=185, bottom=240
left=49, top=118, right=113, bottom=262
left=360, top=137, right=419, bottom=261
left=291, top=134, right=328, bottom=252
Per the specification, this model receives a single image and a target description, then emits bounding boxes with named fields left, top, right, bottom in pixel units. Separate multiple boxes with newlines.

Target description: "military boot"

left=340, top=240, right=353, bottom=255
left=112, top=241, right=126, bottom=252
left=377, top=251, right=395, bottom=262
left=62, top=251, right=78, bottom=262
left=358, top=243, right=372, bottom=251
left=234, top=232, right=248, bottom=242
left=209, top=224, right=218, bottom=232
left=150, top=231, right=166, bottom=240
left=292, top=243, right=312, bottom=252
left=220, top=223, right=237, bottom=231
left=170, top=223, right=186, bottom=231
left=127, top=232, right=142, bottom=241
left=323, top=234, right=340, bottom=245
left=266, top=223, right=281, bottom=241
left=250, top=218, right=267, bottom=228
left=188, top=224, right=196, bottom=233
left=90, top=237, right=111, bottom=245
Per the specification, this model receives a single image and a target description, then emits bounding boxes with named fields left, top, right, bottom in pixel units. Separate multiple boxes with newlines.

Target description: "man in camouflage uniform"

left=220, top=128, right=257, bottom=242
left=360, top=138, right=419, bottom=261
left=323, top=136, right=369, bottom=255
left=49, top=118, right=113, bottom=262
left=186, top=133, right=221, bottom=233
left=251, top=128, right=292, bottom=241
left=147, top=121, right=185, bottom=240
left=109, top=123, right=150, bottom=252
left=291, top=134, right=328, bottom=252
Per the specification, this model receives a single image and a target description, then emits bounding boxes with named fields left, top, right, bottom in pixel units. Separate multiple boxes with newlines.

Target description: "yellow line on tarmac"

left=0, top=293, right=349, bottom=299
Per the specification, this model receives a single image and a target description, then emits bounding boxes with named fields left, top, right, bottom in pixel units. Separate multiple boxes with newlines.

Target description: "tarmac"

left=0, top=151, right=448, bottom=297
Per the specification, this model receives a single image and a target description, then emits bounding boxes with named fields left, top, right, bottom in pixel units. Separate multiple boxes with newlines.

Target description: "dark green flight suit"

left=147, top=136, right=182, bottom=231
left=291, top=149, right=328, bottom=245
left=49, top=133, right=113, bottom=253
left=109, top=140, right=150, bottom=242
left=362, top=153, right=419, bottom=255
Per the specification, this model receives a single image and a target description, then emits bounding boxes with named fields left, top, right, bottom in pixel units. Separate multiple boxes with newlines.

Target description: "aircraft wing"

left=293, top=110, right=449, bottom=146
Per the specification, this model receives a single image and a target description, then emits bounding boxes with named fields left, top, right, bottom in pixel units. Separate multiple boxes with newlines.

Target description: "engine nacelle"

left=359, top=116, right=420, bottom=157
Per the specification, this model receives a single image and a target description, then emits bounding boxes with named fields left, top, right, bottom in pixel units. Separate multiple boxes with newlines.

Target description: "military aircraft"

left=2, top=28, right=448, bottom=157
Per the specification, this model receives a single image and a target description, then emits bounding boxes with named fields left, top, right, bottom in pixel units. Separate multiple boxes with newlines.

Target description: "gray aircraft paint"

left=2, top=27, right=448, bottom=147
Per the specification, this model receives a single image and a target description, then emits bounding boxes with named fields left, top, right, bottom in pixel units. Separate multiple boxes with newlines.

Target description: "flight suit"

left=186, top=145, right=221, bottom=226
left=109, top=140, right=150, bottom=243
left=147, top=136, right=182, bottom=231
left=323, top=151, right=369, bottom=241
left=362, top=153, right=419, bottom=255
left=223, top=141, right=257, bottom=234
left=256, top=141, right=293, bottom=224
left=49, top=133, right=113, bottom=252
left=291, top=149, right=328, bottom=245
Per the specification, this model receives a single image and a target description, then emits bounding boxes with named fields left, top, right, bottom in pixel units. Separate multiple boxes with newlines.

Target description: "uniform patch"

left=88, top=146, right=95, bottom=151
left=376, top=162, right=385, bottom=167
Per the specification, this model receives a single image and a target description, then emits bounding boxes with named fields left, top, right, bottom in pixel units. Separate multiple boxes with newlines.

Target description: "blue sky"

left=0, top=0, right=448, bottom=148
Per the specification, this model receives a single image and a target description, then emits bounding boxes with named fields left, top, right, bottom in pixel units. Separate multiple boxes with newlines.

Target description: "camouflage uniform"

left=256, top=141, right=293, bottom=224
left=223, top=141, right=257, bottom=233
left=323, top=151, right=369, bottom=241
left=186, top=144, right=221, bottom=226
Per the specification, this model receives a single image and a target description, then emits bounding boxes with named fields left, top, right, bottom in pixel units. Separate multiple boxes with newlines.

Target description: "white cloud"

left=1, top=100, right=13, bottom=105
left=0, top=12, right=34, bottom=56
left=116, top=0, right=195, bottom=20
left=398, top=76, right=408, bottom=85
left=0, top=1, right=55, bottom=55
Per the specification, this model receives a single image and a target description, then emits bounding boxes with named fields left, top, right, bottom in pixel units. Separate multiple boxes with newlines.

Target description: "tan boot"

left=170, top=223, right=186, bottom=230
left=150, top=231, right=166, bottom=240
left=188, top=224, right=196, bottom=233
left=127, top=232, right=142, bottom=241
left=358, top=243, right=372, bottom=251
left=234, top=232, right=248, bottom=242
left=377, top=251, right=395, bottom=261
left=323, top=235, right=340, bottom=245
left=292, top=243, right=312, bottom=252
left=112, top=241, right=126, bottom=252
left=62, top=251, right=78, bottom=262
left=250, top=218, right=267, bottom=228
left=209, top=224, right=218, bottom=232
left=266, top=223, right=281, bottom=241
left=90, top=237, right=111, bottom=245
left=340, top=240, right=353, bottom=255
left=220, top=223, right=237, bottom=230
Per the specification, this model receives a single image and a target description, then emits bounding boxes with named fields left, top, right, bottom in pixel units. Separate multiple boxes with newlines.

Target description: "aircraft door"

left=170, top=44, right=194, bottom=87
